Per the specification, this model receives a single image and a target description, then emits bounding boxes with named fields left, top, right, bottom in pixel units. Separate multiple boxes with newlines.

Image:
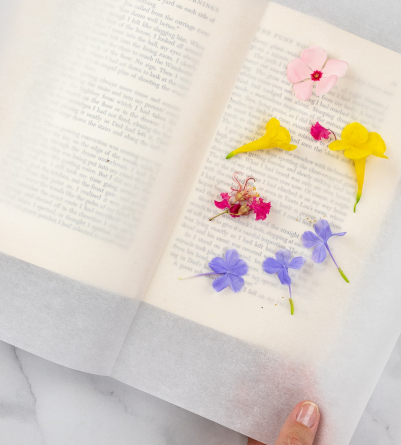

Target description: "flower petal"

left=332, top=231, right=346, bottom=237
left=277, top=267, right=292, bottom=285
left=310, top=122, right=331, bottom=140
left=212, top=274, right=231, bottom=292
left=209, top=257, right=228, bottom=274
left=312, top=243, right=327, bottom=263
left=293, top=80, right=314, bottom=101
left=323, top=59, right=348, bottom=77
left=361, top=132, right=388, bottom=159
left=314, top=219, right=332, bottom=243
left=341, top=122, right=369, bottom=145
left=224, top=249, right=240, bottom=268
left=287, top=58, right=312, bottom=83
left=301, top=46, right=327, bottom=71
left=288, top=256, right=306, bottom=270
left=262, top=257, right=283, bottom=274
left=301, top=231, right=322, bottom=248
left=229, top=259, right=248, bottom=276
left=315, top=75, right=337, bottom=96
left=343, top=146, right=372, bottom=160
left=275, top=249, right=292, bottom=267
left=227, top=274, right=245, bottom=293
left=265, top=117, right=280, bottom=137
left=328, top=140, right=350, bottom=151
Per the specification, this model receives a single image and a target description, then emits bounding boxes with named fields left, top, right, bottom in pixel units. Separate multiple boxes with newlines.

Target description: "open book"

left=1, top=0, right=401, bottom=443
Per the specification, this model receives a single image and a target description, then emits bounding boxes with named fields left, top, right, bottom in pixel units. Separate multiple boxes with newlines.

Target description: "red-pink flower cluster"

left=210, top=173, right=271, bottom=222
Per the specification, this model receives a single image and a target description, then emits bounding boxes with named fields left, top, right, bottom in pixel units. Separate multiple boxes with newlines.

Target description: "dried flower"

left=310, top=122, right=336, bottom=141
left=262, top=249, right=306, bottom=315
left=328, top=122, right=388, bottom=211
left=210, top=172, right=271, bottom=221
left=301, top=219, right=349, bottom=282
left=179, top=249, right=248, bottom=292
left=225, top=118, right=296, bottom=159
left=287, top=46, right=348, bottom=101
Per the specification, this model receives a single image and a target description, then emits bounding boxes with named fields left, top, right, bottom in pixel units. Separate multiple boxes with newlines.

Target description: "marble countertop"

left=0, top=335, right=399, bottom=445
left=1, top=1, right=401, bottom=444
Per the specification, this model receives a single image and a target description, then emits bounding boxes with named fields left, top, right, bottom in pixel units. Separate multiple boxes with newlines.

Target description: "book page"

left=119, top=3, right=401, bottom=443
left=0, top=0, right=266, bottom=371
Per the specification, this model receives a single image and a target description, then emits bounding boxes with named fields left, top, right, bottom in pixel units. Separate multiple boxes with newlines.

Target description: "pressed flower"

left=210, top=172, right=271, bottom=221
left=287, top=46, right=348, bottom=101
left=225, top=118, right=296, bottom=159
left=328, top=122, right=388, bottom=211
left=310, top=122, right=336, bottom=141
left=301, top=219, right=349, bottom=283
left=179, top=249, right=248, bottom=292
left=262, top=249, right=306, bottom=315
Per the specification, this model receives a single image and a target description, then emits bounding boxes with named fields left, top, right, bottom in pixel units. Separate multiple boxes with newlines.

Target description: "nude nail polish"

left=296, top=402, right=319, bottom=428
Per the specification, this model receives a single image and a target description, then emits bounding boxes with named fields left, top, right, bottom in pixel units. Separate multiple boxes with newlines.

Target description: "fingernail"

left=296, top=402, right=319, bottom=428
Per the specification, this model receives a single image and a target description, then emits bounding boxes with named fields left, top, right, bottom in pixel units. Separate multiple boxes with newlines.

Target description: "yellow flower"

left=226, top=118, right=297, bottom=159
left=328, top=122, right=388, bottom=212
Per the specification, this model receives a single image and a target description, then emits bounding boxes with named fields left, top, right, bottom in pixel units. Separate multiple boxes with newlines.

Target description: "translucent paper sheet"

left=0, top=0, right=401, bottom=444
left=113, top=4, right=401, bottom=444
left=0, top=0, right=265, bottom=372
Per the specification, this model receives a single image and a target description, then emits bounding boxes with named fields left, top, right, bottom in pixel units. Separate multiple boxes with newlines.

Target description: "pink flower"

left=310, top=122, right=331, bottom=140
left=209, top=172, right=271, bottom=222
left=287, top=46, right=348, bottom=101
left=249, top=197, right=271, bottom=221
left=214, top=192, right=230, bottom=209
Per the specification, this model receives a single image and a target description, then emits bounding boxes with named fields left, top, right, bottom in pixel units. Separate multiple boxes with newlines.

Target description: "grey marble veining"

left=0, top=336, right=400, bottom=444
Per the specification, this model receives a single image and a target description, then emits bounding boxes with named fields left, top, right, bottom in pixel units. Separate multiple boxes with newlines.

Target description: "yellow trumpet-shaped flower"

left=328, top=122, right=388, bottom=212
left=226, top=118, right=297, bottom=159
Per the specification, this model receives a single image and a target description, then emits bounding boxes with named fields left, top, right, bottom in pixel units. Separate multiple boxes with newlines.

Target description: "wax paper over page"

left=113, top=3, right=401, bottom=445
left=0, top=0, right=266, bottom=373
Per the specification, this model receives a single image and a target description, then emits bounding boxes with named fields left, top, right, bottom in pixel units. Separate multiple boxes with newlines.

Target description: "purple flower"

left=301, top=219, right=349, bottom=282
left=262, top=249, right=306, bottom=314
left=180, top=249, right=248, bottom=293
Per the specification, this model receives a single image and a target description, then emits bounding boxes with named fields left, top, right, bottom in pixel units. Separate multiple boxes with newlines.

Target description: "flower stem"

left=209, top=210, right=229, bottom=221
left=326, top=244, right=349, bottom=283
left=288, top=285, right=294, bottom=315
left=179, top=272, right=222, bottom=280
left=329, top=129, right=337, bottom=140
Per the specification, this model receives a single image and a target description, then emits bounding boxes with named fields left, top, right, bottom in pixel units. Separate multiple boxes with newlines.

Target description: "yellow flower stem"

left=226, top=137, right=269, bottom=159
left=353, top=158, right=366, bottom=212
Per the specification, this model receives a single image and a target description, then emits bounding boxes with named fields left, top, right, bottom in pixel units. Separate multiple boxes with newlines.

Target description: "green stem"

left=338, top=268, right=349, bottom=283
left=209, top=210, right=229, bottom=221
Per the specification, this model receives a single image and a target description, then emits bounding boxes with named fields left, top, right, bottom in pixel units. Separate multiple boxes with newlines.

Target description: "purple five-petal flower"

left=208, top=249, right=248, bottom=292
left=301, top=219, right=349, bottom=282
left=262, top=249, right=306, bottom=314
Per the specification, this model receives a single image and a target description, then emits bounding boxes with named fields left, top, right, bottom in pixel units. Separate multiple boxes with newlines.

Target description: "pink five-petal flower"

left=310, top=122, right=331, bottom=140
left=214, top=192, right=230, bottom=210
left=287, top=46, right=348, bottom=101
left=249, top=197, right=271, bottom=221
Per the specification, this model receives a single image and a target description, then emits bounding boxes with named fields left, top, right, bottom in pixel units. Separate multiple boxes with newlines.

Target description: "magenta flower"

left=249, top=197, right=272, bottom=221
left=210, top=172, right=271, bottom=221
left=287, top=46, right=348, bottom=101
left=310, top=122, right=336, bottom=141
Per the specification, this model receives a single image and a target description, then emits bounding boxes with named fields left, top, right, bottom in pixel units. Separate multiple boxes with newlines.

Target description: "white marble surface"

left=0, top=335, right=399, bottom=445
left=1, top=0, right=401, bottom=444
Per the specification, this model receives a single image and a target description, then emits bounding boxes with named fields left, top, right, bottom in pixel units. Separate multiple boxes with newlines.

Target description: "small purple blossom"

left=180, top=249, right=248, bottom=293
left=301, top=219, right=349, bottom=282
left=262, top=249, right=306, bottom=314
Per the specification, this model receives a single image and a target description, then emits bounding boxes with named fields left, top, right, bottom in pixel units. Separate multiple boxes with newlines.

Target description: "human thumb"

left=274, top=400, right=320, bottom=445
left=247, top=400, right=320, bottom=445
